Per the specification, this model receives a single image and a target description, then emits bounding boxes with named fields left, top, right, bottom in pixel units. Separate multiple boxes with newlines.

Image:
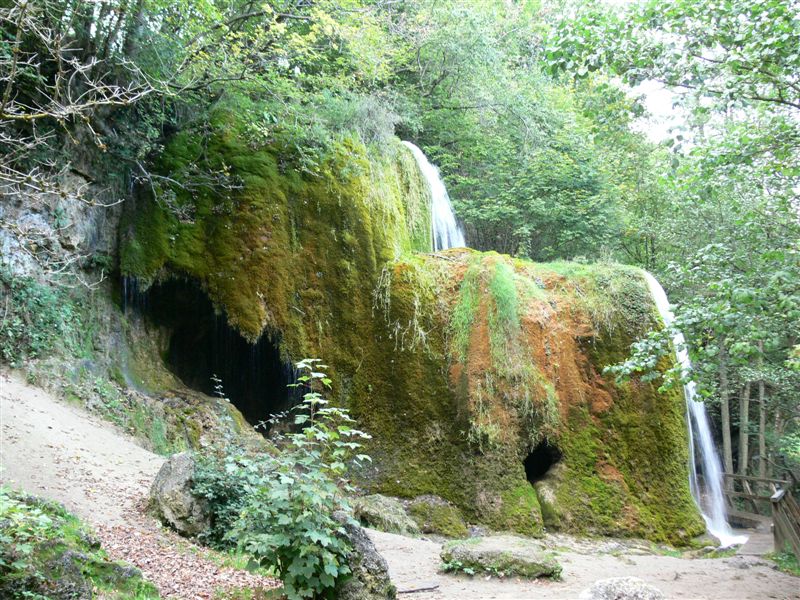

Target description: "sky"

left=630, top=80, right=685, bottom=142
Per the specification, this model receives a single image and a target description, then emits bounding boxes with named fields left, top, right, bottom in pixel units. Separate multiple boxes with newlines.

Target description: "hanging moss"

left=120, top=115, right=702, bottom=542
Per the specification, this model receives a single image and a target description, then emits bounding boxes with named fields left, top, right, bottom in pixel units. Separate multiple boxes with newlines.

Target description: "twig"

left=397, top=583, right=440, bottom=594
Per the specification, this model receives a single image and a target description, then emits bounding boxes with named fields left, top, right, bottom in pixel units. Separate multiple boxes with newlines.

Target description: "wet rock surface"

left=335, top=511, right=397, bottom=600
left=353, top=494, right=421, bottom=536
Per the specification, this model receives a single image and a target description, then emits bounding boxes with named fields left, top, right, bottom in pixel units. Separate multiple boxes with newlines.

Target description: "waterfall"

left=402, top=141, right=466, bottom=251
left=643, top=272, right=747, bottom=547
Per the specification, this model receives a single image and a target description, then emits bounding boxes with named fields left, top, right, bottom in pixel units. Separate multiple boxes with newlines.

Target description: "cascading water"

left=644, top=272, right=747, bottom=547
left=402, top=141, right=466, bottom=251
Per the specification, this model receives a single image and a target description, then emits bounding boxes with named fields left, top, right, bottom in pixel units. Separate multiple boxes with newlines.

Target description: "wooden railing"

left=722, top=473, right=788, bottom=517
left=771, top=489, right=800, bottom=560
left=723, top=472, right=799, bottom=559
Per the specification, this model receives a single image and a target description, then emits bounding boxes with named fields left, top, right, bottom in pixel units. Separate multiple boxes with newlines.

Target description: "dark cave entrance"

left=134, top=278, right=297, bottom=429
left=524, top=441, right=562, bottom=484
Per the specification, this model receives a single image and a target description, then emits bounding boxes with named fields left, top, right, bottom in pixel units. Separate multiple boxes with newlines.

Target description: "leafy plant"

left=765, top=550, right=800, bottom=577
left=441, top=559, right=476, bottom=576
left=195, top=359, right=371, bottom=600
left=0, top=269, right=82, bottom=366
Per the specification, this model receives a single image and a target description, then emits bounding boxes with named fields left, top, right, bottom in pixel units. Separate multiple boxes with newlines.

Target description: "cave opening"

left=136, top=278, right=297, bottom=429
left=524, top=440, right=562, bottom=484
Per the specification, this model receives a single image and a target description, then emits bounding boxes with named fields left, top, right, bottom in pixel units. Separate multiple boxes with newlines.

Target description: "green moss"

left=488, top=261, right=521, bottom=364
left=441, top=536, right=562, bottom=579
left=120, top=111, right=701, bottom=542
left=353, top=495, right=421, bottom=536
left=121, top=124, right=431, bottom=343
left=451, top=263, right=481, bottom=362
left=408, top=497, right=469, bottom=538
left=495, top=485, right=543, bottom=537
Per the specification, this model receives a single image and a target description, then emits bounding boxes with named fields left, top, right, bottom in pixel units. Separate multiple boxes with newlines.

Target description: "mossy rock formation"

left=120, top=115, right=703, bottom=543
left=441, top=535, right=562, bottom=579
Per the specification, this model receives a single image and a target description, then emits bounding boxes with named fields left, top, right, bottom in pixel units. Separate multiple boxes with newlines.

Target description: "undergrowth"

left=0, top=486, right=158, bottom=599
left=194, top=359, right=372, bottom=600
left=0, top=269, right=87, bottom=367
left=766, top=550, right=800, bottom=576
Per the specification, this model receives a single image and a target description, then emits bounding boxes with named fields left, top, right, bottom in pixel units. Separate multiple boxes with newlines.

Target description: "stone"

left=353, top=494, right=420, bottom=536
left=534, top=462, right=565, bottom=529
left=440, top=535, right=562, bottom=579
left=578, top=576, right=665, bottom=600
left=335, top=511, right=396, bottom=600
left=149, top=452, right=210, bottom=537
left=408, top=495, right=468, bottom=538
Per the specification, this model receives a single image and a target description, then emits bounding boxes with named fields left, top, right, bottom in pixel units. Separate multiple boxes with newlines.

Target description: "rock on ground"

left=335, top=512, right=397, bottom=600
left=408, top=495, right=468, bottom=538
left=441, top=535, right=562, bottom=579
left=353, top=494, right=420, bottom=536
left=578, top=576, right=665, bottom=600
left=150, top=452, right=210, bottom=537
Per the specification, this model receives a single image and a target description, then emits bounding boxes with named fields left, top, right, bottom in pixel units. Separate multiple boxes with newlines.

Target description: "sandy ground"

left=0, top=372, right=275, bottom=598
left=0, top=372, right=163, bottom=526
left=369, top=528, right=799, bottom=600
left=1, top=371, right=797, bottom=600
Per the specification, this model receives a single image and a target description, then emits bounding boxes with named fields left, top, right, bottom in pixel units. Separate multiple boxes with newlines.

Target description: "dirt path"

left=0, top=372, right=276, bottom=598
left=369, top=529, right=799, bottom=600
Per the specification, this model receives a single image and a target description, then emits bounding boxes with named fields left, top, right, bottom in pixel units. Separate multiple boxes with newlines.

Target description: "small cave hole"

left=524, top=441, right=562, bottom=484
left=132, top=278, right=298, bottom=429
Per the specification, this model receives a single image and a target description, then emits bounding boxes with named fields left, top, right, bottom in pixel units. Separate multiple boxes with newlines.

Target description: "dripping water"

left=644, top=272, right=747, bottom=547
left=402, top=141, right=466, bottom=251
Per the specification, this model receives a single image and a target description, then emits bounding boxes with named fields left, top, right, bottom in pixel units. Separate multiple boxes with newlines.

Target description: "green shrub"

left=0, top=269, right=82, bottom=366
left=194, top=359, right=372, bottom=600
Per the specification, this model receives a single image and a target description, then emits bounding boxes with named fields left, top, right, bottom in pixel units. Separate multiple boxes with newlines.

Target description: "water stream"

left=644, top=272, right=747, bottom=547
left=402, top=141, right=466, bottom=251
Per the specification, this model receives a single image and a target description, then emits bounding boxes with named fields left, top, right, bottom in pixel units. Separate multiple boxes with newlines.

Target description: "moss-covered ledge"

left=120, top=113, right=702, bottom=543
left=120, top=113, right=431, bottom=345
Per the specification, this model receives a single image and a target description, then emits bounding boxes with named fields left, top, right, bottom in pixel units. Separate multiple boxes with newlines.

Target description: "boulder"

left=335, top=512, right=396, bottom=600
left=578, top=577, right=665, bottom=600
left=353, top=494, right=420, bottom=536
left=149, top=452, right=210, bottom=537
left=440, top=535, right=561, bottom=579
left=408, top=495, right=468, bottom=538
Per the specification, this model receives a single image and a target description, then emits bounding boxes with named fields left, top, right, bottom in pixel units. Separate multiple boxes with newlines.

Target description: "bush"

left=0, top=269, right=81, bottom=366
left=193, top=359, right=371, bottom=599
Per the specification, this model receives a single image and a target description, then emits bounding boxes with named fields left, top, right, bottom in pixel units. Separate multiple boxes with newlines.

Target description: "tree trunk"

left=758, top=342, right=767, bottom=486
left=738, top=381, right=750, bottom=477
left=770, top=406, right=783, bottom=480
left=719, top=342, right=734, bottom=488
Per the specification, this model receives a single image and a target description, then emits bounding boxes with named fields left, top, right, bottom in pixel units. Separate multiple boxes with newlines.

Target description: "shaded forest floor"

left=1, top=372, right=797, bottom=599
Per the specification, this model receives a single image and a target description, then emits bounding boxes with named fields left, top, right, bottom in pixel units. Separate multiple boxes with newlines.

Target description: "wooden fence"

left=723, top=472, right=799, bottom=559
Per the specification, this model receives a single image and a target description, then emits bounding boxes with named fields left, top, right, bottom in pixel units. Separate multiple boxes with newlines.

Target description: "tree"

left=551, top=0, right=800, bottom=482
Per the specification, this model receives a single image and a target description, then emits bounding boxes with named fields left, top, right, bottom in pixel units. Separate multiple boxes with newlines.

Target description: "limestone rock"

left=578, top=577, right=665, bottom=600
left=149, top=452, right=210, bottom=537
left=440, top=535, right=561, bottom=579
left=353, top=494, right=420, bottom=536
left=335, top=512, right=396, bottom=600
left=534, top=462, right=565, bottom=529
left=408, top=495, right=468, bottom=538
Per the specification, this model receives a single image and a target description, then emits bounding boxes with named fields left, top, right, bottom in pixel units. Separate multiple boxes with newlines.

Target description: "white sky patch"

left=630, top=80, right=687, bottom=142
left=598, top=0, right=688, bottom=142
